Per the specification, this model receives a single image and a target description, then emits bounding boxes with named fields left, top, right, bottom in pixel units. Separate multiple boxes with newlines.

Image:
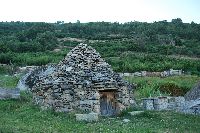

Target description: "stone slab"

left=129, top=111, right=144, bottom=116
left=0, top=88, right=20, bottom=100
left=75, top=112, right=99, bottom=122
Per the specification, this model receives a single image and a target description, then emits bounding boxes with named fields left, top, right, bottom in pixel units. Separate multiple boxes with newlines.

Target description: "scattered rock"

left=129, top=111, right=144, bottom=116
left=75, top=112, right=99, bottom=122
left=122, top=119, right=130, bottom=123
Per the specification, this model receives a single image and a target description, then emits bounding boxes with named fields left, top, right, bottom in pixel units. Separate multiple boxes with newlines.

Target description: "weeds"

left=0, top=74, right=20, bottom=88
left=126, top=75, right=200, bottom=99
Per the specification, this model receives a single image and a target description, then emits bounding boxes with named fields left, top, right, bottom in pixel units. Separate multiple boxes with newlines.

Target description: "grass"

left=0, top=92, right=200, bottom=133
left=126, top=75, right=200, bottom=99
left=0, top=74, right=20, bottom=88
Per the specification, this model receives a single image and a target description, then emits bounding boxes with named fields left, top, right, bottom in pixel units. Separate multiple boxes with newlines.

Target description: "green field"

left=0, top=92, right=200, bottom=133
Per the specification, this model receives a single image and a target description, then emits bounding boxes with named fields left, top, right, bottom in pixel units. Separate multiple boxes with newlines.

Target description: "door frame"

left=99, top=90, right=118, bottom=116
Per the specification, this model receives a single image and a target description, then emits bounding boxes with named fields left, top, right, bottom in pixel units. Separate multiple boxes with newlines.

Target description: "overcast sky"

left=0, top=0, right=199, bottom=23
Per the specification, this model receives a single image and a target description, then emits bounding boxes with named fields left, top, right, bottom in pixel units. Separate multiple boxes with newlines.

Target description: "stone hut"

left=31, top=43, right=133, bottom=116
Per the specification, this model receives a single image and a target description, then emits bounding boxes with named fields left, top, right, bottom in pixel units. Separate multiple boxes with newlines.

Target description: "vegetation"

left=0, top=65, right=12, bottom=74
left=0, top=75, right=19, bottom=88
left=0, top=49, right=70, bottom=66
left=0, top=20, right=200, bottom=133
left=0, top=19, right=200, bottom=75
left=0, top=92, right=200, bottom=133
left=104, top=51, right=200, bottom=75
left=126, top=75, right=200, bottom=99
left=1, top=19, right=200, bottom=54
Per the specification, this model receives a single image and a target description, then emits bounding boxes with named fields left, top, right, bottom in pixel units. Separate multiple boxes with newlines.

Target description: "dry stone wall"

left=119, top=69, right=183, bottom=77
left=31, top=43, right=134, bottom=114
left=142, top=96, right=200, bottom=115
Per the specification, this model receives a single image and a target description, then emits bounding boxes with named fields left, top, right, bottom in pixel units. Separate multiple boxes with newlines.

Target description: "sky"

left=0, top=0, right=199, bottom=23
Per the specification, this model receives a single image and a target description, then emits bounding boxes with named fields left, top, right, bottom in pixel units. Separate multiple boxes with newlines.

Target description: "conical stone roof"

left=32, top=43, right=133, bottom=113
left=56, top=43, right=123, bottom=88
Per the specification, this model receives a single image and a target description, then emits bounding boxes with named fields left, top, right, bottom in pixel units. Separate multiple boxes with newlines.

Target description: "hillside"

left=0, top=19, right=200, bottom=75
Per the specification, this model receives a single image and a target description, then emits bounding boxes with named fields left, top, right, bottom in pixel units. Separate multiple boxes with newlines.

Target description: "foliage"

left=0, top=49, right=69, bottom=66
left=0, top=20, right=200, bottom=75
left=0, top=66, right=11, bottom=74
left=0, top=75, right=20, bottom=88
left=126, top=75, right=200, bottom=99
left=1, top=20, right=200, bottom=55
left=0, top=22, right=57, bottom=53
left=105, top=52, right=200, bottom=74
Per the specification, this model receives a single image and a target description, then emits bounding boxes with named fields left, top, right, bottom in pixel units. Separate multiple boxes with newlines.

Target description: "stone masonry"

left=31, top=43, right=134, bottom=115
left=0, top=88, right=20, bottom=100
left=142, top=96, right=200, bottom=115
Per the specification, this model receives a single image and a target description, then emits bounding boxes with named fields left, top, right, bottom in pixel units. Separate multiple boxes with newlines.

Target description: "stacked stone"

left=31, top=43, right=133, bottom=113
left=185, top=82, right=200, bottom=101
left=25, top=64, right=56, bottom=90
left=142, top=96, right=200, bottom=115
left=0, top=88, right=20, bottom=100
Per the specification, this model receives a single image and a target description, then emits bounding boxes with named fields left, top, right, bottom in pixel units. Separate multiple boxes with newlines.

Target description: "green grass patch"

left=126, top=75, right=200, bottom=99
left=0, top=66, right=11, bottom=75
left=0, top=92, right=200, bottom=132
left=0, top=75, right=20, bottom=88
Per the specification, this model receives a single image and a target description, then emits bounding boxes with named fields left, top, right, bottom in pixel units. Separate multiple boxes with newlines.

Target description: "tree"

left=171, top=18, right=183, bottom=25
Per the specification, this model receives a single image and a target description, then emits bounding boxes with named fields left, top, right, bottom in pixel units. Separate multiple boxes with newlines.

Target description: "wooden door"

left=100, top=91, right=116, bottom=116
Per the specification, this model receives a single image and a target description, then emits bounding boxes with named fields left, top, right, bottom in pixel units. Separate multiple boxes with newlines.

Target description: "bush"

left=0, top=66, right=11, bottom=74
left=126, top=76, right=200, bottom=99
left=160, top=83, right=186, bottom=96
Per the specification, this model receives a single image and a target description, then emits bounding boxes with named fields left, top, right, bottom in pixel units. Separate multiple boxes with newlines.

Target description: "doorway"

left=99, top=91, right=117, bottom=116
